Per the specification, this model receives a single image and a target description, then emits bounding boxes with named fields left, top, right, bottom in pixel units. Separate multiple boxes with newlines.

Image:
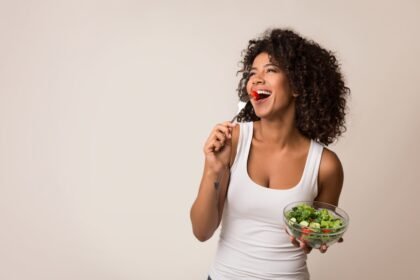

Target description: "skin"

left=190, top=52, right=344, bottom=254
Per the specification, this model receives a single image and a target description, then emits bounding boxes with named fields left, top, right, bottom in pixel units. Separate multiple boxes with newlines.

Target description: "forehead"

left=251, top=52, right=276, bottom=66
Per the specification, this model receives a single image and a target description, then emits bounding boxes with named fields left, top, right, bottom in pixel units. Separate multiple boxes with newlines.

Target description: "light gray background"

left=1, top=0, right=419, bottom=279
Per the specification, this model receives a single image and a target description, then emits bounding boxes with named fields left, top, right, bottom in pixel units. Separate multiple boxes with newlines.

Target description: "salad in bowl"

left=283, top=201, right=349, bottom=249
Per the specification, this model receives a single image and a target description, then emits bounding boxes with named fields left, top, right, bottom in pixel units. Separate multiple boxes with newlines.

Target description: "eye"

left=267, top=68, right=277, bottom=73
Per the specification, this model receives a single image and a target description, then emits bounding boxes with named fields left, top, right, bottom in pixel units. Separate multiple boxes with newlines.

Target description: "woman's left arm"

left=288, top=149, right=345, bottom=254
left=315, top=148, right=344, bottom=206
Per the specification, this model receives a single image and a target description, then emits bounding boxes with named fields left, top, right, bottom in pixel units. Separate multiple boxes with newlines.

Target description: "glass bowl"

left=283, top=201, right=349, bottom=249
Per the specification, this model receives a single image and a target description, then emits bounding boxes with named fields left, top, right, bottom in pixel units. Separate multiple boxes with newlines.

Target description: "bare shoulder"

left=229, top=123, right=240, bottom=168
left=316, top=147, right=344, bottom=205
left=319, top=148, right=343, bottom=178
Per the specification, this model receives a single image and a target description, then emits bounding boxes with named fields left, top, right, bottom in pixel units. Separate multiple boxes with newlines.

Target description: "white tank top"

left=208, top=121, right=324, bottom=280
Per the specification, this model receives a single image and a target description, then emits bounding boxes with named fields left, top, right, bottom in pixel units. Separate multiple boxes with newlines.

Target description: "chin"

left=253, top=111, right=270, bottom=119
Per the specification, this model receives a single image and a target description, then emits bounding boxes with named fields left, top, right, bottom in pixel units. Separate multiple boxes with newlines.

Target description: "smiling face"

left=246, top=52, right=295, bottom=120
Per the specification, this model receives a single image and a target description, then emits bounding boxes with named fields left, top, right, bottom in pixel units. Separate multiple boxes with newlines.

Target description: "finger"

left=290, top=236, right=300, bottom=248
left=210, top=122, right=235, bottom=141
left=222, top=121, right=237, bottom=128
left=213, top=134, right=232, bottom=152
left=205, top=128, right=228, bottom=151
left=216, top=123, right=235, bottom=138
left=299, top=241, right=312, bottom=254
left=213, top=131, right=227, bottom=143
left=216, top=123, right=232, bottom=133
left=284, top=228, right=300, bottom=248
left=213, top=127, right=230, bottom=140
left=319, top=244, right=328, bottom=253
left=204, top=140, right=217, bottom=154
left=212, top=140, right=223, bottom=152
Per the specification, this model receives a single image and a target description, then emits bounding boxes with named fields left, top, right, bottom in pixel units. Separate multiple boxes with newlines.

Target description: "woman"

left=190, top=28, right=349, bottom=280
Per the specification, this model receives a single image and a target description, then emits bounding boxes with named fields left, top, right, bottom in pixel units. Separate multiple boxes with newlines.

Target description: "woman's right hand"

left=203, top=121, right=237, bottom=174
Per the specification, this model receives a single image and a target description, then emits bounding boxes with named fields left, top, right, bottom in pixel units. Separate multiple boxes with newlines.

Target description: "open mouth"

left=251, top=90, right=272, bottom=101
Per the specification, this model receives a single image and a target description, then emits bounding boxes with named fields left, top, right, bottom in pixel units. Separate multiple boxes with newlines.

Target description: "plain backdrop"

left=1, top=0, right=419, bottom=279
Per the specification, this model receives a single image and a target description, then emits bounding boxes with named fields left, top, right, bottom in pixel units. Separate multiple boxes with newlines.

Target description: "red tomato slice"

left=251, top=91, right=260, bottom=100
left=302, top=228, right=312, bottom=235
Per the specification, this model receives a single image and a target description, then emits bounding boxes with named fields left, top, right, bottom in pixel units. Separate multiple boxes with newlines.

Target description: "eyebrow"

left=250, top=63, right=280, bottom=70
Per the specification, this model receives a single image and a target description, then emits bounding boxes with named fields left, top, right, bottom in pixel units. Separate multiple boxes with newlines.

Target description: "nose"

left=250, top=72, right=265, bottom=85
left=252, top=79, right=264, bottom=85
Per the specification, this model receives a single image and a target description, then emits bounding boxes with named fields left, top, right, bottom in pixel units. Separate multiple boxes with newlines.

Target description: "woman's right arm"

left=190, top=121, right=238, bottom=242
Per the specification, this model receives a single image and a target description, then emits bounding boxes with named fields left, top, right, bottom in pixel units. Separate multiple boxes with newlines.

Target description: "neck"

left=254, top=110, right=302, bottom=148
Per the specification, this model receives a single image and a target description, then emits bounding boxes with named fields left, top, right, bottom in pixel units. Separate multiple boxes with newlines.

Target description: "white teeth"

left=257, top=90, right=271, bottom=95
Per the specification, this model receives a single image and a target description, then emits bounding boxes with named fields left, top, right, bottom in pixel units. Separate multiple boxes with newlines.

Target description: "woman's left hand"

left=285, top=229, right=344, bottom=254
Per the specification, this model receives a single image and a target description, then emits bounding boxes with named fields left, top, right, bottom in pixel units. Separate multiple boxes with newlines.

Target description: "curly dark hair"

left=235, top=28, right=350, bottom=145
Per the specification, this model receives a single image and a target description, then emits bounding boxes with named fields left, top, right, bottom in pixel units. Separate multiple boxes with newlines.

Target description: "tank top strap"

left=230, top=121, right=252, bottom=174
left=300, top=140, right=325, bottom=198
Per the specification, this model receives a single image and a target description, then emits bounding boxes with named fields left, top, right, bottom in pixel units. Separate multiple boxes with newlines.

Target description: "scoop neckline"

left=245, top=121, right=313, bottom=192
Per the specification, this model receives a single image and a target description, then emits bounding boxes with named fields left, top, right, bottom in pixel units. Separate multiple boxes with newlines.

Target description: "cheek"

left=274, top=78, right=290, bottom=94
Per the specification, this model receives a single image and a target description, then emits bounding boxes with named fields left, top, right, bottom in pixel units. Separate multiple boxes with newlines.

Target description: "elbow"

left=192, top=228, right=213, bottom=242
left=195, top=235, right=210, bottom=242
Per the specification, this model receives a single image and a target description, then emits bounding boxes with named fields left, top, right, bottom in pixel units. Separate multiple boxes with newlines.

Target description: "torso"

left=209, top=121, right=321, bottom=279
